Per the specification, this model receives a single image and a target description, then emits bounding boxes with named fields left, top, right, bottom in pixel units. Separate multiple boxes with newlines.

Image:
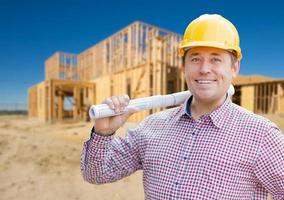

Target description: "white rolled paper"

left=89, top=84, right=235, bottom=119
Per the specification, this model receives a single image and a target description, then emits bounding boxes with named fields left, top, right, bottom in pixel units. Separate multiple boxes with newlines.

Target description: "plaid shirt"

left=81, top=98, right=284, bottom=199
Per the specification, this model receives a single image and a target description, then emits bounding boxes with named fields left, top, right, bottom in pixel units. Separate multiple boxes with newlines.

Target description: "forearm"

left=80, top=133, right=114, bottom=184
left=80, top=128, right=142, bottom=184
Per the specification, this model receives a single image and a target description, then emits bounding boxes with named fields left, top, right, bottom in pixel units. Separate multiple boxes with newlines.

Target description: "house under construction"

left=28, top=21, right=284, bottom=122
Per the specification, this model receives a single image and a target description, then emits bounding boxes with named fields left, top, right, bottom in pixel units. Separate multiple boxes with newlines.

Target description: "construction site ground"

left=1, top=114, right=283, bottom=200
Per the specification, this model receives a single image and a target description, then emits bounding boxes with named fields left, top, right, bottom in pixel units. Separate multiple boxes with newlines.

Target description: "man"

left=81, top=14, right=284, bottom=199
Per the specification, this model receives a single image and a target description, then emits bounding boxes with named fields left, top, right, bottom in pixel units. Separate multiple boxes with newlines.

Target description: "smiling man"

left=183, top=46, right=240, bottom=120
left=81, top=14, right=284, bottom=199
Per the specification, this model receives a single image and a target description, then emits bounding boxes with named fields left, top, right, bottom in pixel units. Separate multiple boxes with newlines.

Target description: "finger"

left=123, top=94, right=130, bottom=103
left=111, top=96, right=121, bottom=113
left=102, top=97, right=114, bottom=109
left=118, top=95, right=129, bottom=111
left=121, top=94, right=130, bottom=110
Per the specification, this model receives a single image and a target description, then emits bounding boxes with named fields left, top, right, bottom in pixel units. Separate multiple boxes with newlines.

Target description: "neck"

left=190, top=94, right=227, bottom=120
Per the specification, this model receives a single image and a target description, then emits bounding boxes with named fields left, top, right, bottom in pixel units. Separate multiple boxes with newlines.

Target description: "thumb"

left=119, top=107, right=137, bottom=122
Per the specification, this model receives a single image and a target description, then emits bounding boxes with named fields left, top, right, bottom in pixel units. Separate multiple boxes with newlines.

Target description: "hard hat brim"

left=179, top=41, right=242, bottom=60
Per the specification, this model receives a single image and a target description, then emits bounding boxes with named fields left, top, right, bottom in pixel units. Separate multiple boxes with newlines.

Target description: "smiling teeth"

left=197, top=80, right=214, bottom=84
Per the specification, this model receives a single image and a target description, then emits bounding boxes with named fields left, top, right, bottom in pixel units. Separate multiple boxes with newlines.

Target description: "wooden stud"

left=29, top=21, right=284, bottom=122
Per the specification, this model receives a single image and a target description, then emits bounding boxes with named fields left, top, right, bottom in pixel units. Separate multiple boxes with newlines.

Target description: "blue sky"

left=0, top=0, right=283, bottom=107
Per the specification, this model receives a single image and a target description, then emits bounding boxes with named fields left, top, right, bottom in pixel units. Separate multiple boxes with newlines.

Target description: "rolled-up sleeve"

left=254, top=126, right=284, bottom=199
left=80, top=126, right=143, bottom=184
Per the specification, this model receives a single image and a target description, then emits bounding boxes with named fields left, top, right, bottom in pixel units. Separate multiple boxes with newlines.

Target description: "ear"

left=231, top=60, right=240, bottom=78
left=181, top=57, right=185, bottom=73
left=181, top=64, right=185, bottom=73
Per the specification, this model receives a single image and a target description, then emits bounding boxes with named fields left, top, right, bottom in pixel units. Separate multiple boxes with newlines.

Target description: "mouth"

left=195, top=79, right=217, bottom=84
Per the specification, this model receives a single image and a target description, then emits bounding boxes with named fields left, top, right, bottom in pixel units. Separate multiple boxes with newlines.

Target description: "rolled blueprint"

left=89, top=84, right=235, bottom=119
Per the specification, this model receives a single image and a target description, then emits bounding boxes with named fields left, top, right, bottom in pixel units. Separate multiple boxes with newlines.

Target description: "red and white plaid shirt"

left=81, top=98, right=284, bottom=199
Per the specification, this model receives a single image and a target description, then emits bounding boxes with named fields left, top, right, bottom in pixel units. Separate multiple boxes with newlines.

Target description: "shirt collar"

left=173, top=95, right=192, bottom=119
left=174, top=94, right=232, bottom=129
left=185, top=95, right=193, bottom=116
left=208, top=97, right=232, bottom=129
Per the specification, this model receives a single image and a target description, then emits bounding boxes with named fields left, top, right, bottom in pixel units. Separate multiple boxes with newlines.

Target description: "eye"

left=211, top=57, right=221, bottom=63
left=190, top=57, right=200, bottom=62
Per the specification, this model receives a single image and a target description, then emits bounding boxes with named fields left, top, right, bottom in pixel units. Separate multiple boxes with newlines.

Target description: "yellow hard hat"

left=179, top=14, right=242, bottom=60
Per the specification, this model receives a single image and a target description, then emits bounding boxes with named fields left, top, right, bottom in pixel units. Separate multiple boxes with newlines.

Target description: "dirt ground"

left=0, top=114, right=283, bottom=200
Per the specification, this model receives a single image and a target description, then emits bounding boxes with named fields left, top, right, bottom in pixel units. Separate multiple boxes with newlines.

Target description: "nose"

left=199, top=60, right=211, bottom=74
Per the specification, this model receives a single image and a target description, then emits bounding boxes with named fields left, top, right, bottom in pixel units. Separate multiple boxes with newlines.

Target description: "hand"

left=94, top=95, right=137, bottom=136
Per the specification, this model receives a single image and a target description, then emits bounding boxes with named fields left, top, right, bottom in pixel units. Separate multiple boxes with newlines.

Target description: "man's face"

left=183, top=47, right=240, bottom=104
